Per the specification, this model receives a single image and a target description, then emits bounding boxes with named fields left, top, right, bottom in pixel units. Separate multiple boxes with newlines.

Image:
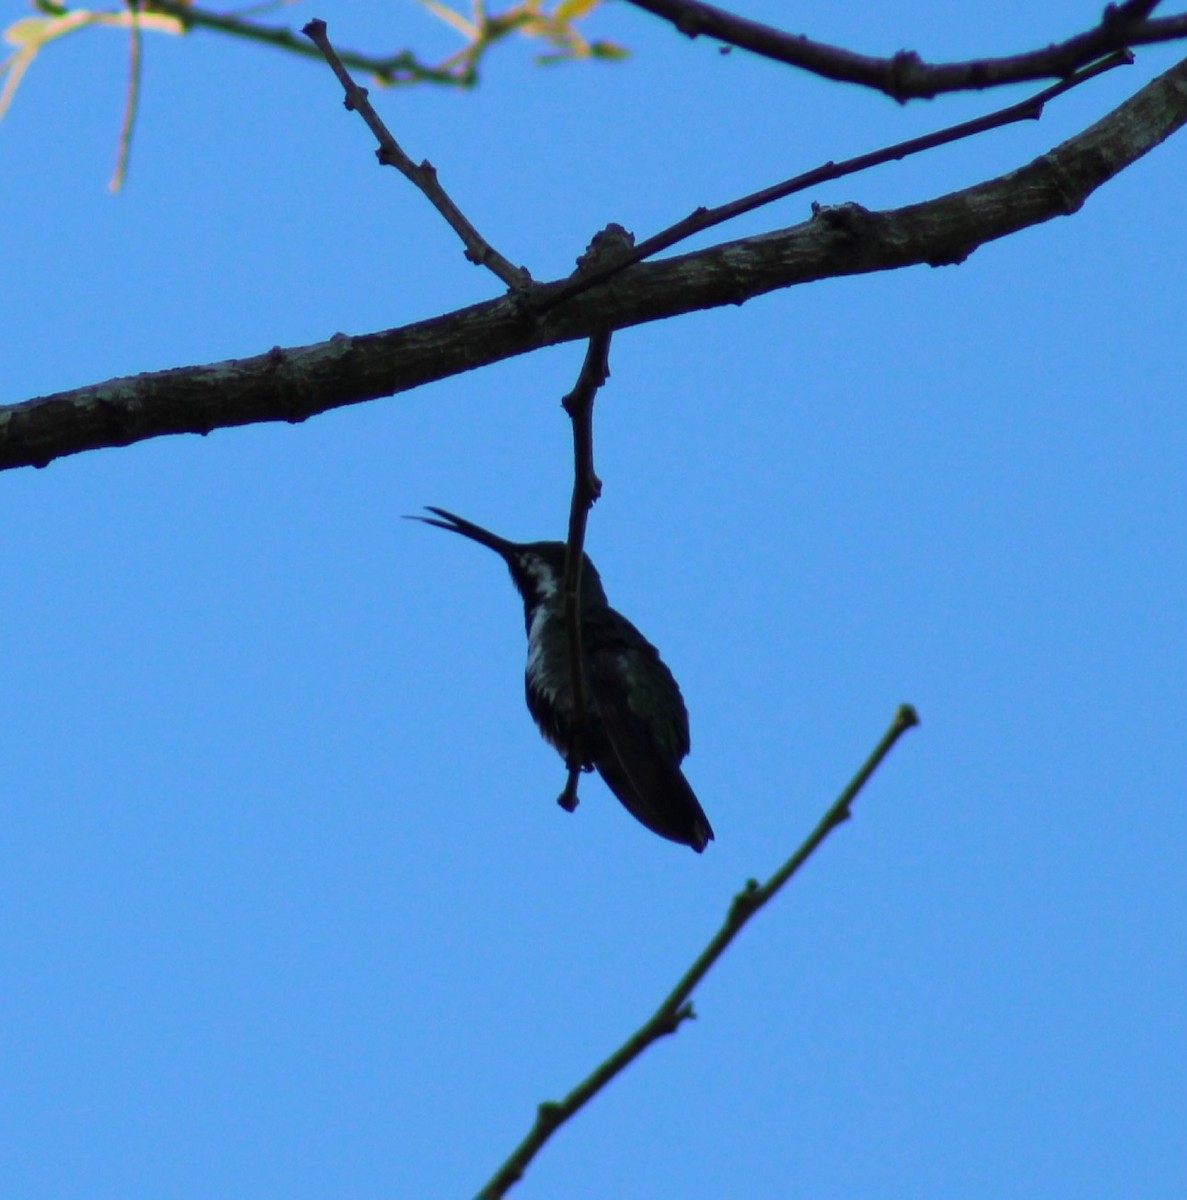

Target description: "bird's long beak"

left=406, top=506, right=516, bottom=559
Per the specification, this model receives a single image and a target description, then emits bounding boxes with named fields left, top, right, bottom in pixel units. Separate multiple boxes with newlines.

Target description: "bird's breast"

left=525, top=603, right=574, bottom=705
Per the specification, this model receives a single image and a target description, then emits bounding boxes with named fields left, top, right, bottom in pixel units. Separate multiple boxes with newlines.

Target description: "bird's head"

left=409, top=507, right=608, bottom=614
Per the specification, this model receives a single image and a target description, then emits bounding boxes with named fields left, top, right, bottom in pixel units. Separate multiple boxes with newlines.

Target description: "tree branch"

left=555, top=327, right=611, bottom=814
left=140, top=0, right=463, bottom=85
left=536, top=49, right=1131, bottom=313
left=302, top=19, right=531, bottom=290
left=623, top=0, right=1187, bottom=100
left=477, top=703, right=921, bottom=1199
left=4, top=54, right=1187, bottom=472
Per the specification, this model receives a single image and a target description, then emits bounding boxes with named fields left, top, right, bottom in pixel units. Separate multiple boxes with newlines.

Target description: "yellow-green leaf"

left=555, top=0, right=600, bottom=20
left=415, top=0, right=479, bottom=39
left=5, top=16, right=54, bottom=47
left=589, top=40, right=629, bottom=60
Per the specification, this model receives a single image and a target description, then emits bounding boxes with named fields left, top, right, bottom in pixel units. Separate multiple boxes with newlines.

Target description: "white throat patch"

left=522, top=556, right=561, bottom=600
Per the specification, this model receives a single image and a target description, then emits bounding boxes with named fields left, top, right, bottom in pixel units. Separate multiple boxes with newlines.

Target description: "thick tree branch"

left=477, top=704, right=921, bottom=1199
left=623, top=0, right=1187, bottom=100
left=4, top=55, right=1187, bottom=472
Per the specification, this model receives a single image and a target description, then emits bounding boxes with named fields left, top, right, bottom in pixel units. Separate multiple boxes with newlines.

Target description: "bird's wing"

left=583, top=613, right=712, bottom=851
left=585, top=609, right=691, bottom=757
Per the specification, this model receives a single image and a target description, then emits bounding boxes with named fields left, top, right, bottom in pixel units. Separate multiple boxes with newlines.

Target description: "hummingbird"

left=410, top=507, right=714, bottom=852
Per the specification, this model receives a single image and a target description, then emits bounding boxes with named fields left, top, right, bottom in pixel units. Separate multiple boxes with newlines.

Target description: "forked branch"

left=538, top=49, right=1131, bottom=312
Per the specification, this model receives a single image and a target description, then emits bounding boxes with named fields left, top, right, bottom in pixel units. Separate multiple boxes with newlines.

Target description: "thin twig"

left=623, top=0, right=1187, bottom=100
left=302, top=18, right=532, bottom=291
left=536, top=50, right=1131, bottom=313
left=478, top=703, right=921, bottom=1199
left=108, top=0, right=143, bottom=193
left=555, top=330, right=611, bottom=813
left=142, top=0, right=459, bottom=85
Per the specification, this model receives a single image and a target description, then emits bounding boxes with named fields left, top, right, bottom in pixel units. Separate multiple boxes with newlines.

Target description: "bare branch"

left=623, top=0, right=1187, bottom=100
left=302, top=19, right=531, bottom=290
left=537, top=50, right=1131, bottom=313
left=555, top=326, right=612, bottom=814
left=477, top=703, right=921, bottom=1199
left=4, top=54, right=1187, bottom=472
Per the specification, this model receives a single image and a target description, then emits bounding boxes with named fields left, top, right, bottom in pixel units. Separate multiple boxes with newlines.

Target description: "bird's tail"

left=594, top=704, right=714, bottom=852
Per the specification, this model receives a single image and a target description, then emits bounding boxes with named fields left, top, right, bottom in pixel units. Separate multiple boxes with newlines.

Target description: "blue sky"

left=2, top=2, right=1185, bottom=1197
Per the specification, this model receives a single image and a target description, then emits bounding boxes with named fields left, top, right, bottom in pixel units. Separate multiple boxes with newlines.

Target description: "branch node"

left=887, top=49, right=928, bottom=103
left=674, top=10, right=703, bottom=38
left=659, top=1001, right=696, bottom=1034
left=895, top=703, right=921, bottom=731
left=557, top=765, right=581, bottom=813
left=1103, top=1, right=1159, bottom=26
left=810, top=201, right=873, bottom=245
left=536, top=1100, right=564, bottom=1127
left=728, top=878, right=762, bottom=923
left=574, top=223, right=637, bottom=276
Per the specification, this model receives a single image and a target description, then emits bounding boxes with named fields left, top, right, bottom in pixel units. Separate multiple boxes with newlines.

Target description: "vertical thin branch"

left=109, top=0, right=143, bottom=193
left=555, top=330, right=611, bottom=812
